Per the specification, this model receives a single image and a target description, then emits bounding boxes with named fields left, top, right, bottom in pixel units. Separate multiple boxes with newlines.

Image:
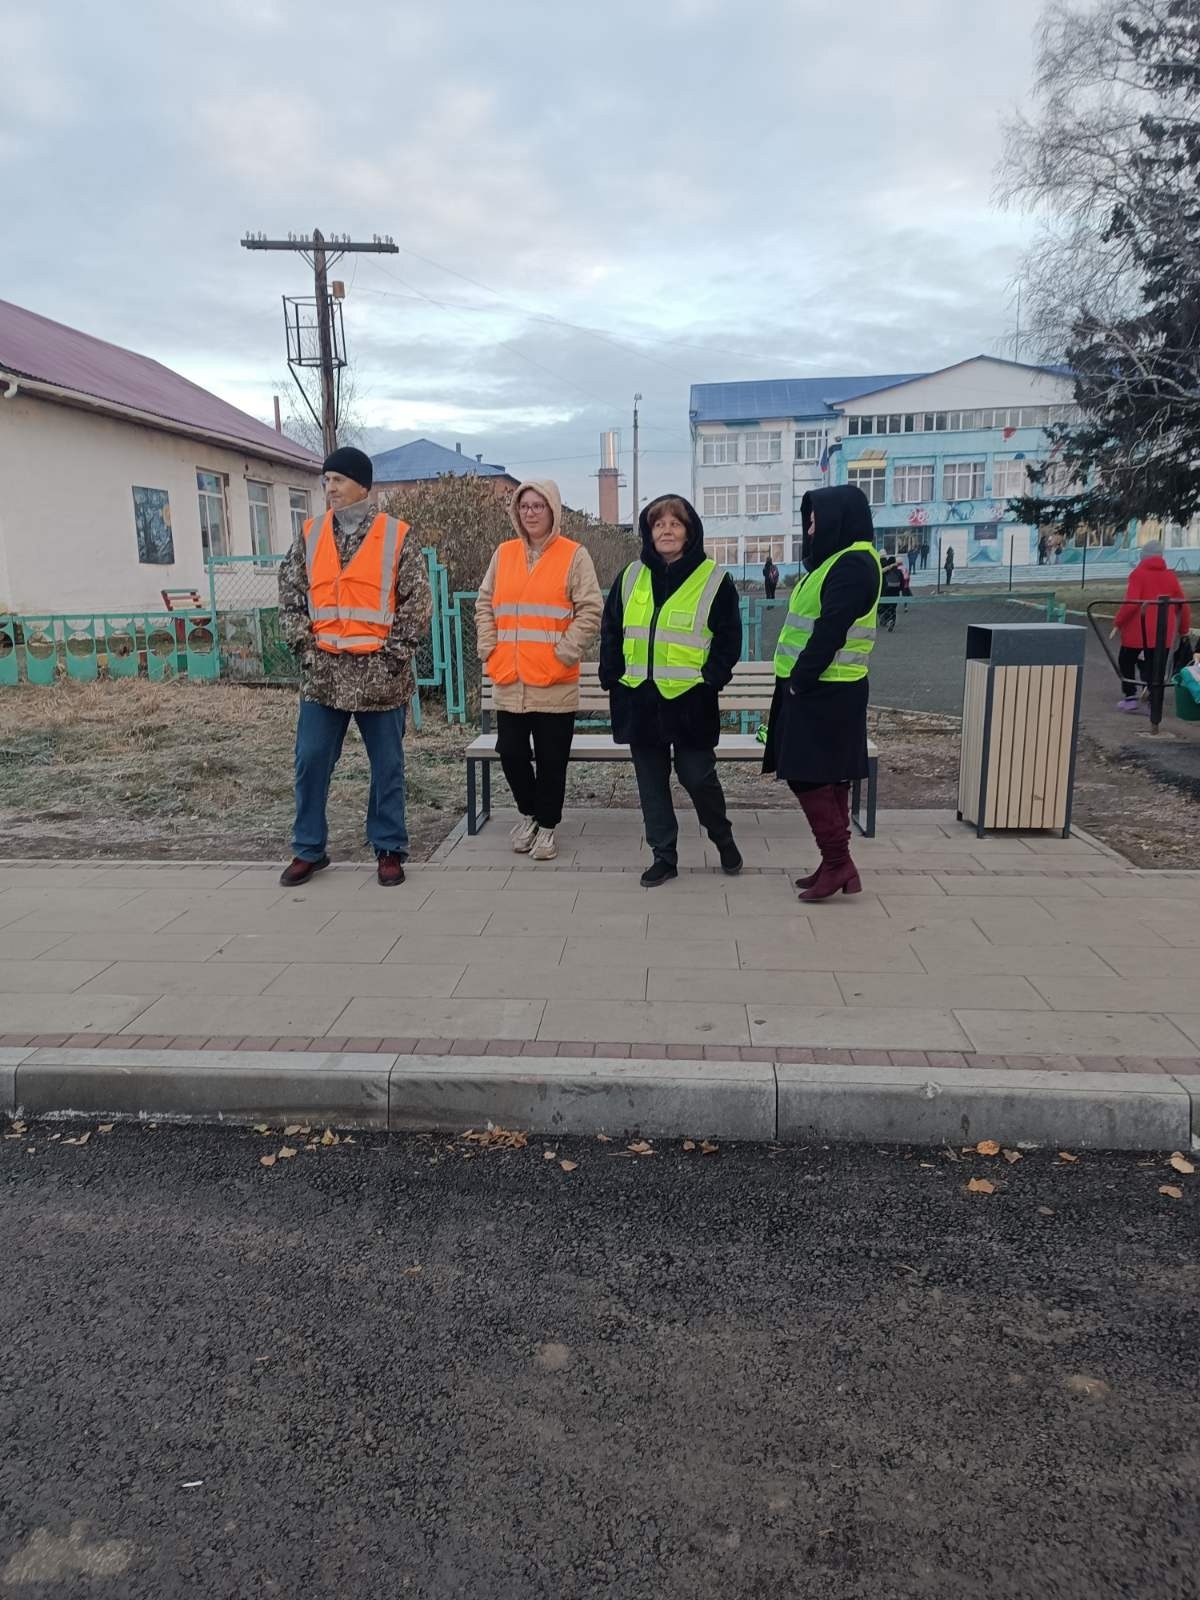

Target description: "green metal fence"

left=0, top=610, right=219, bottom=686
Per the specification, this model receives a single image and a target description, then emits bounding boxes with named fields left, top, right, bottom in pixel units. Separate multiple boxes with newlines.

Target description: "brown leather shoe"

left=279, top=855, right=329, bottom=888
left=376, top=851, right=406, bottom=887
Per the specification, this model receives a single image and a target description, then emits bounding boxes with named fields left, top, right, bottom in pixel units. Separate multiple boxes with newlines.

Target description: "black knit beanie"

left=322, top=446, right=373, bottom=490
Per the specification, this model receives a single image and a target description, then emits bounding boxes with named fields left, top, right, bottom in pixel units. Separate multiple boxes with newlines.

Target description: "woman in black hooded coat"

left=599, top=494, right=743, bottom=887
left=763, top=483, right=882, bottom=901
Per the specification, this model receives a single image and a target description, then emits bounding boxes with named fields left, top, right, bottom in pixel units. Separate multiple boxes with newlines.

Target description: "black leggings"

left=495, top=710, right=575, bottom=828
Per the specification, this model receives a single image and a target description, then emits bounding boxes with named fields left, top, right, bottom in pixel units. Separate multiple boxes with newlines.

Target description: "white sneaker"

left=529, top=827, right=558, bottom=861
left=510, top=817, right=538, bottom=854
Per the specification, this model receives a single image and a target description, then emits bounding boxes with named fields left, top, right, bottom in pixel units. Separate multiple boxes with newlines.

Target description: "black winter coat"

left=598, top=496, right=742, bottom=749
left=762, top=484, right=881, bottom=784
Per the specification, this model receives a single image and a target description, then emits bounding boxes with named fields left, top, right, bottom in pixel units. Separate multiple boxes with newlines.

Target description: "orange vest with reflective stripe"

left=486, top=536, right=580, bottom=687
left=303, top=511, right=409, bottom=655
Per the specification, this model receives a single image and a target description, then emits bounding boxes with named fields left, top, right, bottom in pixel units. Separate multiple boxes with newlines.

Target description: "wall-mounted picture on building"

left=132, top=486, right=175, bottom=565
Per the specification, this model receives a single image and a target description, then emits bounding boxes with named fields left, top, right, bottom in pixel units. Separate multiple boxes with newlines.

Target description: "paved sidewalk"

left=1, top=808, right=1197, bottom=1073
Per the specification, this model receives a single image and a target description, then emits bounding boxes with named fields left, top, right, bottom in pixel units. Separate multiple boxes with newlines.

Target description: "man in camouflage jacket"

left=276, top=446, right=432, bottom=888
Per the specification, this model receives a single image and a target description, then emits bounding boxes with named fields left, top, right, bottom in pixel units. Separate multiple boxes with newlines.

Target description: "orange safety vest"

left=486, top=536, right=580, bottom=687
left=303, top=511, right=409, bottom=654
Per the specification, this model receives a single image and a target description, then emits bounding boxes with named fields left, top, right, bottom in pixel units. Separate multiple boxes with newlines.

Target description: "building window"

left=247, top=481, right=275, bottom=559
left=745, top=534, right=786, bottom=564
left=992, top=459, right=1031, bottom=500
left=891, top=463, right=935, bottom=504
left=197, top=471, right=229, bottom=558
left=745, top=483, right=782, bottom=515
left=703, top=485, right=739, bottom=517
left=700, top=433, right=738, bottom=466
left=942, top=460, right=986, bottom=501
left=848, top=466, right=886, bottom=506
left=289, top=487, right=311, bottom=541
left=795, top=429, right=825, bottom=463
left=708, top=536, right=740, bottom=566
left=742, top=430, right=782, bottom=464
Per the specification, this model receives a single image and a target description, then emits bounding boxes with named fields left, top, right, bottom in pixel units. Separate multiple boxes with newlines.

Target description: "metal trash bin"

left=958, top=623, right=1086, bottom=838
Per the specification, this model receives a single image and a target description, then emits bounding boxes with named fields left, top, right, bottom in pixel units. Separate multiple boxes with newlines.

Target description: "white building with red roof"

left=0, top=299, right=322, bottom=613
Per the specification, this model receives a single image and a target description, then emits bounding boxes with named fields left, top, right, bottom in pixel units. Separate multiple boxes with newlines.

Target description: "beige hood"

left=508, top=479, right=563, bottom=544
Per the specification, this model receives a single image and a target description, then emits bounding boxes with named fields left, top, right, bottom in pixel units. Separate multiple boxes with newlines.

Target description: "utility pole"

left=241, top=229, right=398, bottom=456
left=631, top=393, right=643, bottom=528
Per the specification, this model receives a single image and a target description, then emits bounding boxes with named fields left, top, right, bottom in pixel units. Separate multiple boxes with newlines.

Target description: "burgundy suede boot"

left=796, top=784, right=861, bottom=902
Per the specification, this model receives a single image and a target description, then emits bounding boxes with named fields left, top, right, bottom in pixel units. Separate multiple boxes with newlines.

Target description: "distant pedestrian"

left=763, top=558, right=780, bottom=600
left=919, top=540, right=930, bottom=571
left=943, top=546, right=955, bottom=585
left=879, top=556, right=905, bottom=632
left=1037, top=533, right=1048, bottom=566
left=599, top=494, right=743, bottom=887
left=276, top=446, right=432, bottom=889
left=1110, top=539, right=1192, bottom=712
left=476, top=480, right=603, bottom=861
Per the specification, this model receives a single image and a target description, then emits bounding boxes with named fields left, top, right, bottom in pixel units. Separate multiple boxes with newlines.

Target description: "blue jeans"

left=292, top=700, right=408, bottom=861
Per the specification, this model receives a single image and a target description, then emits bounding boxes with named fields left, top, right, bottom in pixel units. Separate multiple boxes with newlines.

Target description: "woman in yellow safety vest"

left=762, top=484, right=882, bottom=902
left=599, top=494, right=743, bottom=887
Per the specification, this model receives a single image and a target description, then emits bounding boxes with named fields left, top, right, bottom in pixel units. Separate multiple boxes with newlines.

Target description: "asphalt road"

left=2, top=1124, right=1197, bottom=1599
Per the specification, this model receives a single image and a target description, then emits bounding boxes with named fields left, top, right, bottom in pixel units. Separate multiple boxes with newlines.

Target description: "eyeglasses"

left=520, top=501, right=549, bottom=514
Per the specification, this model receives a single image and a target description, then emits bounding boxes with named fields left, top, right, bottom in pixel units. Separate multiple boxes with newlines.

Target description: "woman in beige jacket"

left=476, top=480, right=603, bottom=859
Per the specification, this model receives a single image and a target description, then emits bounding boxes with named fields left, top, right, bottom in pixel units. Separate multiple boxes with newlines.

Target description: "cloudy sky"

left=5, top=0, right=1047, bottom=513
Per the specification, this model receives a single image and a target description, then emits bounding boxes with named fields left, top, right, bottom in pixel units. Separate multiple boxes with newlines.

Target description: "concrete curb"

left=3, top=1048, right=1196, bottom=1151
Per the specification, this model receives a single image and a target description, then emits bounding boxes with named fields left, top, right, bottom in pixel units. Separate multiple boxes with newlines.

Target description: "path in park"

left=0, top=809, right=1198, bottom=1071
left=2, top=1128, right=1195, bottom=1598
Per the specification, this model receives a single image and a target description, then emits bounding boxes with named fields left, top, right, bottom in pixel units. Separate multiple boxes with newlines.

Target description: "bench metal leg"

left=466, top=758, right=478, bottom=836
left=851, top=758, right=878, bottom=839
left=466, top=758, right=493, bottom=837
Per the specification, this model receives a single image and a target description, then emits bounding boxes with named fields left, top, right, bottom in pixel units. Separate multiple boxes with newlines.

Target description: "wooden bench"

left=464, top=662, right=878, bottom=838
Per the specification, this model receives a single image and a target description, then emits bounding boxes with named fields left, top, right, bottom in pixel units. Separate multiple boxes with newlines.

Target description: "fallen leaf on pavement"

left=63, top=1133, right=91, bottom=1147
left=462, top=1126, right=528, bottom=1150
left=1003, top=1149, right=1023, bottom=1165
left=1058, top=1152, right=1079, bottom=1163
left=284, top=1124, right=309, bottom=1137
left=919, top=1162, right=936, bottom=1169
left=253, top=1124, right=270, bottom=1134
left=1168, top=1153, right=1195, bottom=1175
left=596, top=1134, right=612, bottom=1143
left=976, top=1140, right=1000, bottom=1157
left=97, top=1124, right=114, bottom=1135
left=559, top=1160, right=579, bottom=1173
left=1037, top=1206, right=1055, bottom=1216
left=543, top=1150, right=557, bottom=1161
left=278, top=1146, right=297, bottom=1160
left=403, top=1265, right=423, bottom=1276
left=259, top=1154, right=277, bottom=1169
left=1159, top=1185, right=1183, bottom=1200
left=320, top=1129, right=338, bottom=1147
left=682, top=1141, right=696, bottom=1152
left=1064, top=1374, right=1111, bottom=1400
left=700, top=1141, right=719, bottom=1155
left=966, top=1178, right=996, bottom=1195
left=627, top=1141, right=655, bottom=1156
left=10, top=1121, right=26, bottom=1135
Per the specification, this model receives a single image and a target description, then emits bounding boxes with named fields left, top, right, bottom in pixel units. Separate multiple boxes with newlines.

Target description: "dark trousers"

left=1118, top=646, right=1150, bottom=699
left=944, top=566, right=954, bottom=585
left=495, top=710, right=575, bottom=829
left=630, top=744, right=734, bottom=867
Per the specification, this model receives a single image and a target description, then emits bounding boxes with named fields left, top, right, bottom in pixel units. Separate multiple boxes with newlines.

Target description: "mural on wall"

left=132, top=487, right=174, bottom=566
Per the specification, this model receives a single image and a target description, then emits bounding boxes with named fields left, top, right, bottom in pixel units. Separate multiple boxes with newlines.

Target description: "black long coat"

left=762, top=485, right=881, bottom=785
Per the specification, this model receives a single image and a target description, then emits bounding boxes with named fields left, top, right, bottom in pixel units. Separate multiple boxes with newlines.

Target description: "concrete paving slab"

left=0, top=868, right=106, bottom=888
left=538, top=999, right=752, bottom=1047
left=14, top=1048, right=391, bottom=1127
left=647, top=912, right=818, bottom=943
left=120, top=995, right=348, bottom=1037
left=0, top=960, right=114, bottom=993
left=1168, top=1015, right=1200, bottom=1050
left=262, top=962, right=467, bottom=999
left=318, top=907, right=493, bottom=937
left=736, top=938, right=926, bottom=974
left=647, top=968, right=836, bottom=1005
left=81, top=868, right=248, bottom=890
left=748, top=1005, right=971, bottom=1051
left=0, top=929, right=72, bottom=961
left=935, top=876, right=1103, bottom=898
left=1088, top=947, right=1200, bottom=979
left=75, top=961, right=288, bottom=997
left=383, top=933, right=567, bottom=966
left=560, top=936, right=740, bottom=970
left=452, top=964, right=649, bottom=1001
left=776, top=1062, right=1192, bottom=1151
left=836, top=973, right=1050, bottom=1012
left=156, top=903, right=340, bottom=935
left=955, top=1009, right=1199, bottom=1058
left=1, top=904, right=189, bottom=935
left=909, top=942, right=1117, bottom=978
left=0, top=994, right=153, bottom=1034
left=44, top=931, right=237, bottom=964
left=334, top=995, right=546, bottom=1040
left=482, top=909, right=651, bottom=939
left=1029, top=976, right=1200, bottom=1014
left=388, top=1055, right=776, bottom=1140
left=207, top=931, right=402, bottom=965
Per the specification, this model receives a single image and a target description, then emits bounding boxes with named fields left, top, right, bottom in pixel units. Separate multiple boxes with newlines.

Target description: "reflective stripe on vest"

left=619, top=558, right=725, bottom=699
left=484, top=536, right=581, bottom=688
left=304, top=512, right=409, bottom=655
left=773, top=542, right=882, bottom=682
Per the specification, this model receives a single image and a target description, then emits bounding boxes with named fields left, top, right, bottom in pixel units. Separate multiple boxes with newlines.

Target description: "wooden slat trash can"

left=958, top=623, right=1085, bottom=838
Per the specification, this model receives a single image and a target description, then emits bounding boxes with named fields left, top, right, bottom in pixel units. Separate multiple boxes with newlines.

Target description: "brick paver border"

left=2, top=1032, right=1195, bottom=1075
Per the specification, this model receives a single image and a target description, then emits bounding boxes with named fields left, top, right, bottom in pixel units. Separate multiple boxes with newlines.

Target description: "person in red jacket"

left=1110, top=540, right=1192, bottom=711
